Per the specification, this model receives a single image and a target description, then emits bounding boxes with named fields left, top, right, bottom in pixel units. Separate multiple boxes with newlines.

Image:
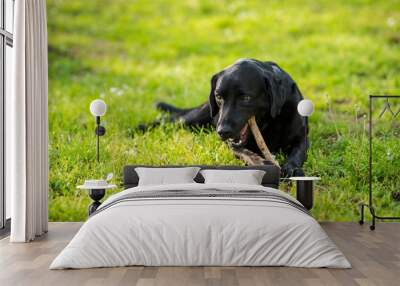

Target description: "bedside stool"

left=289, top=177, right=320, bottom=210
left=77, top=184, right=117, bottom=215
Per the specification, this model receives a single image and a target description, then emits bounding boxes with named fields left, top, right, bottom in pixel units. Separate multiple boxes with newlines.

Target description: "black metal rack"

left=360, top=95, right=400, bottom=230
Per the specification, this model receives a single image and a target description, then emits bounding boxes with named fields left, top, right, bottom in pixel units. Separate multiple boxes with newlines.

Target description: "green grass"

left=47, top=0, right=400, bottom=222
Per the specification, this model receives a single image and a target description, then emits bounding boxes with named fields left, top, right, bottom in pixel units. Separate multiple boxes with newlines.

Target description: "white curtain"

left=9, top=0, right=49, bottom=242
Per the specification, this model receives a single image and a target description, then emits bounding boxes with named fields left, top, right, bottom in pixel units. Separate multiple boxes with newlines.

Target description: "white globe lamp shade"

left=90, top=99, right=107, bottom=117
left=297, top=99, right=314, bottom=117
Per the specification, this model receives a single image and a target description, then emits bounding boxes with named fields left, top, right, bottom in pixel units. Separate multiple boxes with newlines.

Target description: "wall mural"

left=47, top=0, right=400, bottom=221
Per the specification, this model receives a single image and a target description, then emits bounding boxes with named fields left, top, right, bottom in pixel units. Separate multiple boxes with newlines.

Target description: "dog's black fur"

left=140, top=59, right=308, bottom=177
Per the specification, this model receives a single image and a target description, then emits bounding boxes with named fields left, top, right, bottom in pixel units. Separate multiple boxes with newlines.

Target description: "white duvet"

left=50, top=183, right=350, bottom=269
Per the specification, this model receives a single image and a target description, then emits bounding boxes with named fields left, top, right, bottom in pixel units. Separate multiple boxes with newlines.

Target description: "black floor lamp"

left=288, top=99, right=319, bottom=211
left=297, top=98, right=314, bottom=146
left=90, top=99, right=107, bottom=162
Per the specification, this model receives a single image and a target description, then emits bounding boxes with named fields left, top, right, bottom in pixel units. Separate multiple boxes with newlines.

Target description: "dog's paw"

left=281, top=163, right=304, bottom=178
left=293, top=168, right=305, bottom=177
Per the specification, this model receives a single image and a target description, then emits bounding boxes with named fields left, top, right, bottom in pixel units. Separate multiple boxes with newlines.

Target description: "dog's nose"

left=217, top=126, right=234, bottom=140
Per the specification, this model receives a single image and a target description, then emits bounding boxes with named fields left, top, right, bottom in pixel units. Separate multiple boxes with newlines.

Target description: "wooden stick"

left=248, top=116, right=280, bottom=168
left=230, top=146, right=269, bottom=166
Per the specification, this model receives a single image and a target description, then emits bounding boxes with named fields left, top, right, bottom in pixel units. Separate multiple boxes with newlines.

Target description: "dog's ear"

left=264, top=72, right=286, bottom=118
left=208, top=73, right=220, bottom=117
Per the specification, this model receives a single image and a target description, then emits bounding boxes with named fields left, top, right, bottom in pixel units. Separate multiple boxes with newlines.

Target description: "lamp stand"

left=305, top=116, right=309, bottom=156
left=95, top=116, right=106, bottom=163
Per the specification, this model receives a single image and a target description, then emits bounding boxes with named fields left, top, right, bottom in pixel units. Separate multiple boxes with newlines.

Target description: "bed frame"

left=123, top=165, right=281, bottom=189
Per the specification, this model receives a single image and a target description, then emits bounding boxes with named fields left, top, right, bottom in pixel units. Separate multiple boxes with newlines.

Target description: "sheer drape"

left=9, top=0, right=48, bottom=242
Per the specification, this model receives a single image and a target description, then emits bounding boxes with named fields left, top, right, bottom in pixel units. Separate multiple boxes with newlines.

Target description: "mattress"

left=50, top=183, right=350, bottom=269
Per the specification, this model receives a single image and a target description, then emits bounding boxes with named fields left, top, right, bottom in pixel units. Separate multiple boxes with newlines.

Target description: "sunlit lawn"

left=47, top=0, right=400, bottom=221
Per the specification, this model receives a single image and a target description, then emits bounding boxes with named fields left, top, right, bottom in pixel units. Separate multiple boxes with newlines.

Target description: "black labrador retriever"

left=139, top=59, right=308, bottom=177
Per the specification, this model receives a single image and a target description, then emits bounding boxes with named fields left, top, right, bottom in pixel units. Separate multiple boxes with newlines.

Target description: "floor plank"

left=0, top=222, right=399, bottom=286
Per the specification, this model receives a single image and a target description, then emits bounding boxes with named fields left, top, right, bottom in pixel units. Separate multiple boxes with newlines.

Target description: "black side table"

left=77, top=184, right=116, bottom=215
left=289, top=177, right=320, bottom=210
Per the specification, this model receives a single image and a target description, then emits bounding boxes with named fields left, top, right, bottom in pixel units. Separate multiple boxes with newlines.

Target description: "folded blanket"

left=92, top=188, right=310, bottom=217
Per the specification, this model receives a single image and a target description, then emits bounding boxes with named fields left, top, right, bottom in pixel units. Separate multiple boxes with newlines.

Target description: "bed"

left=50, top=165, right=350, bottom=269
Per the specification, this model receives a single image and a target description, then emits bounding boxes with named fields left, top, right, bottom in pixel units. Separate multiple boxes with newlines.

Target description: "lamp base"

left=296, top=181, right=314, bottom=210
left=95, top=125, right=106, bottom=136
left=88, top=189, right=105, bottom=215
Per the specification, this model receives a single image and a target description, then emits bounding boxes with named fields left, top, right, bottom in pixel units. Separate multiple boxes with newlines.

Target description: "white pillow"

left=200, top=169, right=266, bottom=185
left=135, top=167, right=200, bottom=186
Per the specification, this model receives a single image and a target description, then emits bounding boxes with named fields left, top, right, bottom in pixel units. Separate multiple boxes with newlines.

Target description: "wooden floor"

left=0, top=222, right=399, bottom=286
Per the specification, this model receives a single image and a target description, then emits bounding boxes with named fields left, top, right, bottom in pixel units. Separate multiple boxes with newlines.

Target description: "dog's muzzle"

left=227, top=123, right=250, bottom=147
